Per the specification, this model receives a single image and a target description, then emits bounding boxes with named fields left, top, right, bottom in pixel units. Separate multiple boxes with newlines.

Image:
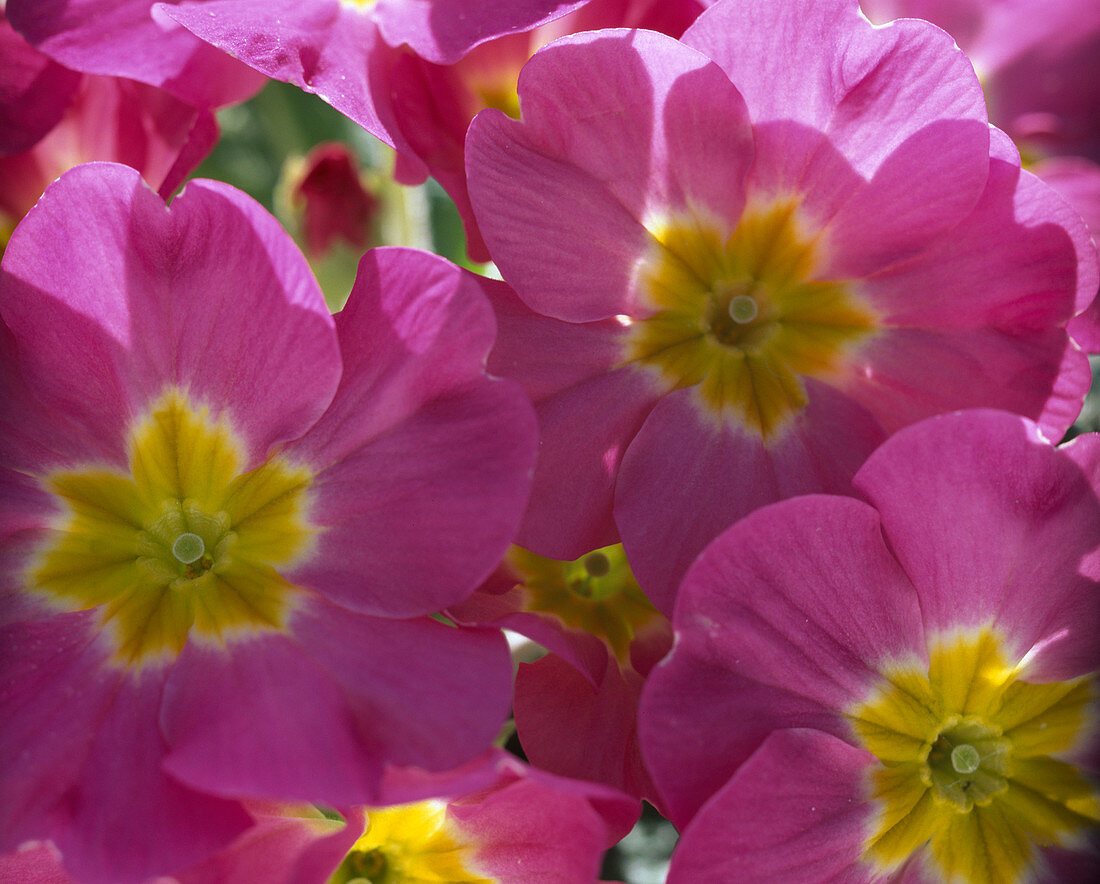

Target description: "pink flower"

left=5, top=0, right=263, bottom=109
left=639, top=409, right=1100, bottom=881
left=0, top=163, right=536, bottom=882
left=465, top=0, right=1098, bottom=614
left=0, top=8, right=80, bottom=156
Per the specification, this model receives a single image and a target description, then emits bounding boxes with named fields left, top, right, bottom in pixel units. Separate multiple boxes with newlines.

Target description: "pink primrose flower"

left=465, top=0, right=1099, bottom=615
left=639, top=409, right=1100, bottom=881
left=450, top=537, right=672, bottom=801
left=4, top=0, right=264, bottom=109
left=1, top=11, right=219, bottom=251
left=0, top=163, right=536, bottom=883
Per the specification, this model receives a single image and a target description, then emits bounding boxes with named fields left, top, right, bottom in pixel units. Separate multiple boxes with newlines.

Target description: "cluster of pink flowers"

left=1, top=1, right=1097, bottom=882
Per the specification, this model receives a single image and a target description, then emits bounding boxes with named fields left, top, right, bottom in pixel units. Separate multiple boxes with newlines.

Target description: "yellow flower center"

left=506, top=544, right=661, bottom=663
left=626, top=200, right=877, bottom=438
left=29, top=390, right=314, bottom=666
left=849, top=627, right=1099, bottom=884
left=328, top=801, right=492, bottom=884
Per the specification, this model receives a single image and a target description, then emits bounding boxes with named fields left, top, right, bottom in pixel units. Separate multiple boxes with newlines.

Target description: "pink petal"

left=684, top=0, right=987, bottom=173
left=373, top=0, right=589, bottom=65
left=0, top=11, right=80, bottom=155
left=849, top=133, right=1097, bottom=359
left=483, top=278, right=658, bottom=558
left=176, top=805, right=360, bottom=884
left=639, top=494, right=924, bottom=827
left=283, top=254, right=536, bottom=617
left=448, top=756, right=636, bottom=879
left=666, top=729, right=876, bottom=882
left=0, top=613, right=251, bottom=883
left=616, top=382, right=886, bottom=615
left=467, top=28, right=753, bottom=321
left=161, top=596, right=512, bottom=803
left=853, top=409, right=1100, bottom=682
left=514, top=651, right=659, bottom=801
left=166, top=0, right=419, bottom=170
left=1, top=164, right=341, bottom=469
left=6, top=0, right=263, bottom=108
left=161, top=629, right=384, bottom=806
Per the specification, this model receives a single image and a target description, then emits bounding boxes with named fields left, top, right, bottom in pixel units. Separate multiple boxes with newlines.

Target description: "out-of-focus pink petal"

left=640, top=495, right=924, bottom=827
left=853, top=409, right=1100, bottom=682
left=373, top=0, right=589, bottom=65
left=666, top=729, right=876, bottom=882
left=0, top=11, right=80, bottom=155
left=6, top=0, right=263, bottom=108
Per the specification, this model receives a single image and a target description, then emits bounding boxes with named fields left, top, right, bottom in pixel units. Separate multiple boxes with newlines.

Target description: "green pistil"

left=923, top=716, right=1009, bottom=812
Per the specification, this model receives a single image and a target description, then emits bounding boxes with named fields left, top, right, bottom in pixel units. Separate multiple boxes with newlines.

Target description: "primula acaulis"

left=0, top=163, right=536, bottom=883
left=640, top=409, right=1100, bottom=882
left=464, top=0, right=1099, bottom=618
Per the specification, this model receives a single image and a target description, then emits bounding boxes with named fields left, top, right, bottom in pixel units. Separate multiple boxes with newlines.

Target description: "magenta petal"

left=1, top=614, right=250, bottom=883
left=0, top=11, right=80, bottom=155
left=820, top=117, right=990, bottom=277
left=162, top=631, right=385, bottom=805
left=176, top=806, right=361, bottom=884
left=639, top=494, right=924, bottom=827
left=616, top=383, right=886, bottom=614
left=283, top=252, right=536, bottom=618
left=483, top=278, right=658, bottom=558
left=520, top=367, right=658, bottom=559
left=467, top=28, right=752, bottom=321
left=6, top=0, right=263, bottom=108
left=667, top=729, right=876, bottom=882
left=450, top=766, right=628, bottom=881
left=514, top=652, right=658, bottom=801
left=684, top=0, right=986, bottom=163
left=2, top=164, right=341, bottom=466
left=373, top=0, right=588, bottom=64
left=853, top=409, right=1100, bottom=681
left=288, top=598, right=512, bottom=774
left=167, top=0, right=417, bottom=167
left=162, top=597, right=512, bottom=804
